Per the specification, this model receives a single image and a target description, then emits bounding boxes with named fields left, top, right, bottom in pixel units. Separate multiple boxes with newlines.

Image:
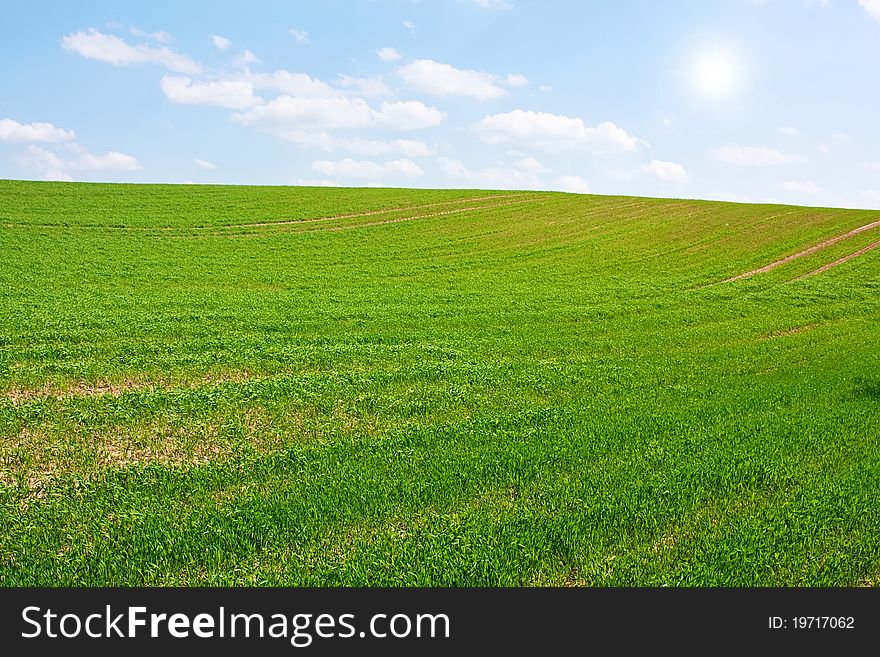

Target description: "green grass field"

left=1, top=179, right=878, bottom=586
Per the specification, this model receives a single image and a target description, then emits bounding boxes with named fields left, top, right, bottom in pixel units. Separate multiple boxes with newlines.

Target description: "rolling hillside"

left=1, top=179, right=878, bottom=585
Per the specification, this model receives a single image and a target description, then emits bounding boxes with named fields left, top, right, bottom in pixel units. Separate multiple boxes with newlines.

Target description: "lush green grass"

left=1, top=179, right=878, bottom=586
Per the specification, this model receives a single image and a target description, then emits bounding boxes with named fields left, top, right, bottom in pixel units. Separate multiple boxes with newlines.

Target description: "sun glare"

left=691, top=49, right=742, bottom=100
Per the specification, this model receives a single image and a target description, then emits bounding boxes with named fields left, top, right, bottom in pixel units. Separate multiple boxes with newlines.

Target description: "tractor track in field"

left=0, top=194, right=524, bottom=232
left=173, top=198, right=540, bottom=239
left=214, top=193, right=524, bottom=229
left=217, top=195, right=673, bottom=237
left=720, top=219, right=880, bottom=283
left=789, top=239, right=880, bottom=281
left=300, top=198, right=538, bottom=233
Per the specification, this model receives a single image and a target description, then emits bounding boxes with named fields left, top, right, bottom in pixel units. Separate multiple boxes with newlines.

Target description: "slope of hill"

left=1, top=180, right=878, bottom=585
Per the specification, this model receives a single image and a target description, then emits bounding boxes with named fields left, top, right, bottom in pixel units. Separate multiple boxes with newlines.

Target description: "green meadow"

left=0, top=179, right=878, bottom=586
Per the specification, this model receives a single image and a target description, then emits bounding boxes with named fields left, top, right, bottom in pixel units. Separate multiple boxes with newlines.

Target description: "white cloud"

left=817, top=143, right=830, bottom=153
left=131, top=28, right=172, bottom=44
left=274, top=131, right=336, bottom=150
left=71, top=149, right=140, bottom=171
left=279, top=131, right=434, bottom=156
left=194, top=158, right=216, bottom=169
left=247, top=70, right=338, bottom=97
left=236, top=96, right=375, bottom=129
left=779, top=125, right=800, bottom=136
left=234, top=49, right=260, bottom=67
left=16, top=145, right=71, bottom=180
left=437, top=156, right=544, bottom=190
left=777, top=180, right=822, bottom=195
left=386, top=158, right=424, bottom=177
left=641, top=159, right=691, bottom=183
left=712, top=145, right=805, bottom=166
left=474, top=110, right=639, bottom=153
left=556, top=175, right=591, bottom=194
left=539, top=85, right=552, bottom=92
left=336, top=74, right=392, bottom=97
left=377, top=46, right=402, bottom=61
left=17, top=144, right=139, bottom=180
left=235, top=96, right=444, bottom=132
left=506, top=73, right=529, bottom=87
left=289, top=28, right=310, bottom=44
left=61, top=29, right=201, bottom=74
left=513, top=157, right=548, bottom=174
left=397, top=59, right=506, bottom=99
left=312, top=158, right=424, bottom=178
left=403, top=20, right=417, bottom=33
left=0, top=118, right=75, bottom=142
left=295, top=178, right=339, bottom=187
left=374, top=100, right=446, bottom=130
left=159, top=56, right=443, bottom=156
left=473, top=0, right=513, bottom=8
left=345, top=138, right=434, bottom=157
left=211, top=34, right=231, bottom=50
left=161, top=75, right=261, bottom=109
left=859, top=0, right=880, bottom=22
left=437, top=157, right=468, bottom=177
left=860, top=162, right=880, bottom=170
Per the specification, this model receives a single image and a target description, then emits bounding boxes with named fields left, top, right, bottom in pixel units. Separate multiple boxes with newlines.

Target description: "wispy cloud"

left=131, top=27, right=172, bottom=44
left=161, top=75, right=261, bottom=109
left=18, top=144, right=139, bottom=181
left=556, top=175, right=591, bottom=194
left=398, top=59, right=506, bottom=99
left=472, top=0, right=513, bottom=9
left=312, top=157, right=424, bottom=179
left=288, top=28, right=310, bottom=44
left=438, top=156, right=544, bottom=190
left=713, top=145, right=805, bottom=166
left=475, top=110, right=639, bottom=153
left=0, top=118, right=75, bottom=142
left=858, top=0, right=880, bottom=23
left=336, top=74, right=392, bottom=97
left=641, top=160, right=691, bottom=183
left=211, top=34, right=231, bottom=50
left=233, top=95, right=445, bottom=132
left=62, top=29, right=201, bottom=74
left=233, top=49, right=260, bottom=68
left=377, top=46, right=402, bottom=62
left=777, top=180, right=822, bottom=195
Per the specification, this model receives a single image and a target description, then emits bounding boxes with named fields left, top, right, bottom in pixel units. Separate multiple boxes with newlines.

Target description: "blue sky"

left=1, top=0, right=879, bottom=208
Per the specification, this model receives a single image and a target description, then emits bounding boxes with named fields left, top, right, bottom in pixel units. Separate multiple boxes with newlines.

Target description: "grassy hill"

left=1, top=179, right=878, bottom=585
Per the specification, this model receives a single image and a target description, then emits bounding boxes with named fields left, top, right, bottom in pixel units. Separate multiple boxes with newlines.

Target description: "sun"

left=691, top=49, right=742, bottom=100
